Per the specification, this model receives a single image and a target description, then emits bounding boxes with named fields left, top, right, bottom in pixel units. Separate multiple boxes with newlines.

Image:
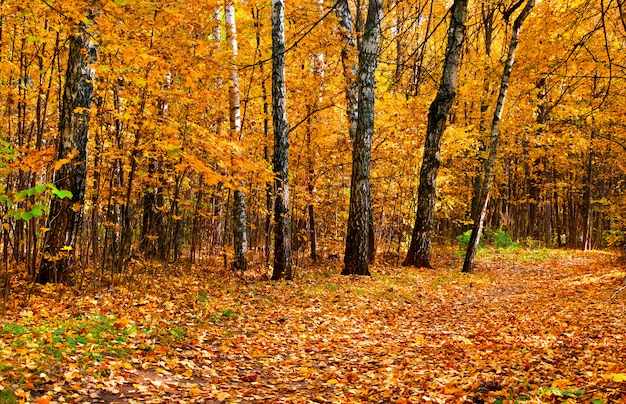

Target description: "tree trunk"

left=404, top=0, right=468, bottom=268
left=342, top=0, right=382, bottom=276
left=190, top=174, right=204, bottom=263
left=463, top=0, right=535, bottom=273
left=38, top=22, right=95, bottom=284
left=253, top=6, right=273, bottom=266
left=337, top=0, right=377, bottom=267
left=271, top=0, right=293, bottom=280
left=470, top=4, right=496, bottom=226
left=226, top=1, right=248, bottom=271
left=140, top=159, right=164, bottom=258
left=336, top=0, right=358, bottom=142
left=582, top=138, right=593, bottom=250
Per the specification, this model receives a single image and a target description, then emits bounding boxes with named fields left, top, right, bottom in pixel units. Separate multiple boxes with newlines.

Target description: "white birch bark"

left=462, top=0, right=535, bottom=272
left=225, top=0, right=247, bottom=271
left=336, top=0, right=358, bottom=141
left=343, top=0, right=383, bottom=276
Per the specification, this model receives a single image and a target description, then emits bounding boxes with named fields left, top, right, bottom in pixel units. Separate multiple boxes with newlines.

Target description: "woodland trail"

left=1, top=248, right=625, bottom=403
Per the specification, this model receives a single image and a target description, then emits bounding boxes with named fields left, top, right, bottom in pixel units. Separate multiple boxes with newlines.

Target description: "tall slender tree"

left=226, top=0, right=248, bottom=270
left=463, top=0, right=536, bottom=273
left=271, top=0, right=293, bottom=280
left=404, top=0, right=468, bottom=268
left=343, top=0, right=383, bottom=276
left=305, top=0, right=326, bottom=264
left=38, top=19, right=96, bottom=284
left=336, top=0, right=358, bottom=142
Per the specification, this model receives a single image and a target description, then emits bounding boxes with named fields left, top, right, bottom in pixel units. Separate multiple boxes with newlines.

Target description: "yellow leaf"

left=64, top=370, right=79, bottom=381
left=605, top=373, right=626, bottom=382
left=327, top=378, right=338, bottom=384
left=150, top=379, right=163, bottom=388
left=54, top=157, right=72, bottom=170
left=215, top=391, right=231, bottom=400
left=551, top=379, right=572, bottom=389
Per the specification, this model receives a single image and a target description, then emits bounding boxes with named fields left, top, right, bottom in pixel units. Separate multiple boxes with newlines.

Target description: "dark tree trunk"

left=462, top=0, right=535, bottom=273
left=271, top=0, right=293, bottom=280
left=343, top=0, right=382, bottom=276
left=254, top=5, right=273, bottom=265
left=190, top=174, right=204, bottom=263
left=140, top=159, right=164, bottom=258
left=308, top=202, right=317, bottom=262
left=38, top=23, right=95, bottom=284
left=404, top=0, right=468, bottom=268
left=582, top=140, right=593, bottom=250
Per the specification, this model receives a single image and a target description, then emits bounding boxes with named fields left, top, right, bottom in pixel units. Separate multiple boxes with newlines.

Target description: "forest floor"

left=1, top=246, right=626, bottom=403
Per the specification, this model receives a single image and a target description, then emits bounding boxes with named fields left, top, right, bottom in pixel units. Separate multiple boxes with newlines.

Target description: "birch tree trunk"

left=462, top=0, right=535, bottom=273
left=337, top=0, right=376, bottom=265
left=469, top=3, right=496, bottom=224
left=403, top=0, right=468, bottom=268
left=38, top=23, right=96, bottom=284
left=271, top=0, right=293, bottom=280
left=336, top=0, right=358, bottom=142
left=226, top=1, right=248, bottom=270
left=342, top=0, right=383, bottom=276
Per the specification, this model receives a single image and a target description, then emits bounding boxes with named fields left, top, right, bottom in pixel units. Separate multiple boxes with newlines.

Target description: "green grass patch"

left=0, top=312, right=151, bottom=380
left=481, top=245, right=573, bottom=262
left=0, top=389, right=17, bottom=404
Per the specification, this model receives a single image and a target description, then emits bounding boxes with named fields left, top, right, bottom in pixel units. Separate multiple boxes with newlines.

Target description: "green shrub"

left=458, top=228, right=515, bottom=249
left=456, top=230, right=472, bottom=247
left=493, top=229, right=515, bottom=248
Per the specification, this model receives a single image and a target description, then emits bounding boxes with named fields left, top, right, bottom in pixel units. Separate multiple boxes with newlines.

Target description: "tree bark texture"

left=271, top=0, right=293, bottom=280
left=336, top=0, right=359, bottom=142
left=463, top=0, right=535, bottom=273
left=305, top=0, right=325, bottom=264
left=226, top=1, right=248, bottom=270
left=38, top=26, right=95, bottom=284
left=582, top=139, right=593, bottom=251
left=469, top=7, right=496, bottom=226
left=343, top=0, right=383, bottom=276
left=140, top=160, right=164, bottom=258
left=403, top=0, right=468, bottom=268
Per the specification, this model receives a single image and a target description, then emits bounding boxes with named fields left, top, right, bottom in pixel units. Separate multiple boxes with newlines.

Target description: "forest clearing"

left=1, top=247, right=625, bottom=403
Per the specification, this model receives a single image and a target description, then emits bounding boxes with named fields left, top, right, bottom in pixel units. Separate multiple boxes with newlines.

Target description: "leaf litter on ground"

left=1, top=247, right=625, bottom=403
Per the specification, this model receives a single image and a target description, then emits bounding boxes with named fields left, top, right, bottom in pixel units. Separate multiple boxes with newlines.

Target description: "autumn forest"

left=1, top=0, right=626, bottom=402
